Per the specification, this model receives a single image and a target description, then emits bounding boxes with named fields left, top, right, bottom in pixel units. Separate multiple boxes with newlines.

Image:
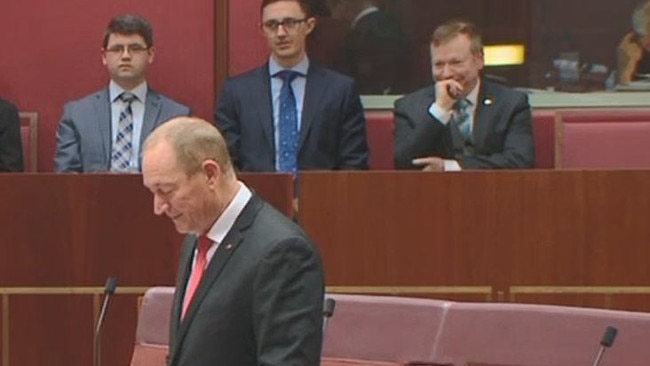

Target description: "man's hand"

left=618, top=32, right=643, bottom=84
left=412, top=156, right=445, bottom=171
left=434, top=79, right=463, bottom=111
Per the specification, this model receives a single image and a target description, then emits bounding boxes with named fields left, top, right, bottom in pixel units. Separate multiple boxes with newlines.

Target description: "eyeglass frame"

left=103, top=43, right=151, bottom=56
left=261, top=17, right=309, bottom=34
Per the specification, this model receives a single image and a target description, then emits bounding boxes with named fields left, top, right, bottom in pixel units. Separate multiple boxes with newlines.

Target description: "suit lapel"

left=473, top=81, right=496, bottom=151
left=168, top=237, right=195, bottom=364
left=141, top=89, right=162, bottom=145
left=255, top=66, right=276, bottom=157
left=93, top=90, right=112, bottom=168
left=170, top=195, right=264, bottom=360
left=299, top=65, right=325, bottom=150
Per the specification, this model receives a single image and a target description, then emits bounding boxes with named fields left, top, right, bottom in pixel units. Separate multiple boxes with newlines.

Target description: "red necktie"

left=182, top=235, right=212, bottom=319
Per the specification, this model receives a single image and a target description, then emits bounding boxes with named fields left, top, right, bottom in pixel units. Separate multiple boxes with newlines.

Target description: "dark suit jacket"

left=168, top=194, right=325, bottom=366
left=394, top=81, right=535, bottom=169
left=215, top=63, right=369, bottom=171
left=0, top=98, right=24, bottom=172
left=344, top=9, right=410, bottom=95
left=54, top=88, right=190, bottom=173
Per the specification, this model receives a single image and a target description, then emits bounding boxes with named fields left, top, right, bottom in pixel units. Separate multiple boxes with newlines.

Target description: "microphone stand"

left=94, top=277, right=117, bottom=366
left=591, top=326, right=618, bottom=366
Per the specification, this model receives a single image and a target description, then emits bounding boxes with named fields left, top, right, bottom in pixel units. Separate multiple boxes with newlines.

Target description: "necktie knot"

left=454, top=98, right=470, bottom=112
left=275, top=70, right=302, bottom=83
left=197, top=235, right=212, bottom=256
left=119, top=92, right=136, bottom=104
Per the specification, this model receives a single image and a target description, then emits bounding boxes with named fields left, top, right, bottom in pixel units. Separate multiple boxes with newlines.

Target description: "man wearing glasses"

left=54, top=14, right=190, bottom=173
left=215, top=0, right=369, bottom=175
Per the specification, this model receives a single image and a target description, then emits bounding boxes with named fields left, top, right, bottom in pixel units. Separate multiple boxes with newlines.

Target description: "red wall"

left=0, top=0, right=215, bottom=171
left=229, top=1, right=269, bottom=76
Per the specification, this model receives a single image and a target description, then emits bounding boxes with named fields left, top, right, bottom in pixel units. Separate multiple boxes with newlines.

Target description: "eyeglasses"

left=262, top=18, right=307, bottom=33
left=104, top=44, right=150, bottom=55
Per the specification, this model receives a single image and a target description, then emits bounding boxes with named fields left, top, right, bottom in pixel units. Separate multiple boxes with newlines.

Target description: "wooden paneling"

left=299, top=170, right=650, bottom=309
left=0, top=173, right=292, bottom=366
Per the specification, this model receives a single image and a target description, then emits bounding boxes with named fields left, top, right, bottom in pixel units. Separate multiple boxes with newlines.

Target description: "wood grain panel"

left=299, top=170, right=650, bottom=310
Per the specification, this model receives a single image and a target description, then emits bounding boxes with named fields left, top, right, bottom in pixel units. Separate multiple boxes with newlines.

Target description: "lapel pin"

left=483, top=98, right=493, bottom=106
left=225, top=243, right=233, bottom=250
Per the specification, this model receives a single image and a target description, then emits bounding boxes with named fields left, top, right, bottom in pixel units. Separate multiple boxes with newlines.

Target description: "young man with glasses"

left=215, top=0, right=369, bottom=174
left=54, top=14, right=190, bottom=173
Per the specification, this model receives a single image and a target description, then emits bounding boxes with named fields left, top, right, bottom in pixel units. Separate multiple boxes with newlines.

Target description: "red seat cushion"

left=365, top=110, right=395, bottom=170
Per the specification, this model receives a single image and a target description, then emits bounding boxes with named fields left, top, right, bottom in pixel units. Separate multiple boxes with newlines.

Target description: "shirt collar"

left=109, top=80, right=148, bottom=103
left=204, top=181, right=252, bottom=245
left=465, top=79, right=480, bottom=106
left=351, top=6, right=379, bottom=28
left=268, top=55, right=309, bottom=78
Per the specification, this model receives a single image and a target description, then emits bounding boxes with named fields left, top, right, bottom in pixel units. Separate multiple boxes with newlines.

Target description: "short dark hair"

left=260, top=0, right=313, bottom=18
left=102, top=14, right=154, bottom=48
left=431, top=19, right=483, bottom=56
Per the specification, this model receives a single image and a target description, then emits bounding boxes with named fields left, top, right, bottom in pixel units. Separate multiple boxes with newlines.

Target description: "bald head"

left=144, top=117, right=235, bottom=179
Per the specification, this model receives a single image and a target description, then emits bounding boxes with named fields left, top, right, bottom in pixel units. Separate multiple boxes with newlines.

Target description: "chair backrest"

left=323, top=294, right=451, bottom=363
left=432, top=302, right=650, bottom=366
left=18, top=112, right=38, bottom=172
left=531, top=109, right=555, bottom=169
left=555, top=108, right=650, bottom=168
left=364, top=110, right=395, bottom=170
left=130, top=287, right=174, bottom=366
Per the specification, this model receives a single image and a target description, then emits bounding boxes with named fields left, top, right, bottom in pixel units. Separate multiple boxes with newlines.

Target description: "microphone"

left=322, top=297, right=336, bottom=335
left=94, top=277, right=117, bottom=366
left=591, top=326, right=618, bottom=366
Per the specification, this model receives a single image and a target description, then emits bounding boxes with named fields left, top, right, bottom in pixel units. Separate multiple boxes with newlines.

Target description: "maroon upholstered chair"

left=555, top=108, right=650, bottom=168
left=432, top=302, right=650, bottom=366
left=130, top=287, right=174, bottom=366
left=322, top=294, right=450, bottom=365
left=18, top=112, right=38, bottom=172
left=364, top=110, right=395, bottom=170
left=531, top=109, right=556, bottom=169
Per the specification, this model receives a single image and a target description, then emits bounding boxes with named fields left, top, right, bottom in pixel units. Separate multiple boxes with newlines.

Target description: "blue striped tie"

left=275, top=70, right=301, bottom=173
left=110, top=92, right=136, bottom=172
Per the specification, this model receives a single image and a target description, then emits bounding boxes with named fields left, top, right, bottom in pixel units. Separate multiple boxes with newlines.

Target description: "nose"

left=120, top=47, right=132, bottom=59
left=440, top=64, right=453, bottom=78
left=276, top=24, right=288, bottom=37
left=153, top=195, right=168, bottom=216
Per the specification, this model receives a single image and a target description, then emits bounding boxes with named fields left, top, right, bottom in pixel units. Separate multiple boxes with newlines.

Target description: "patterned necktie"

left=110, top=92, right=136, bottom=172
left=452, top=98, right=472, bottom=142
left=275, top=70, right=301, bottom=173
left=182, top=235, right=212, bottom=320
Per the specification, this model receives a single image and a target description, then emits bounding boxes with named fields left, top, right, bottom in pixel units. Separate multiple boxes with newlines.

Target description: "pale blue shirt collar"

left=352, top=6, right=379, bottom=28
left=108, top=80, right=147, bottom=102
left=268, top=55, right=309, bottom=77
left=465, top=79, right=480, bottom=107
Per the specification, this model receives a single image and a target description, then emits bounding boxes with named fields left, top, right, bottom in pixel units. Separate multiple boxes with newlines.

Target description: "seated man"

left=55, top=14, right=190, bottom=173
left=394, top=20, right=535, bottom=171
left=215, top=0, right=369, bottom=173
left=326, top=0, right=411, bottom=95
left=618, top=0, right=650, bottom=85
left=0, top=97, right=24, bottom=172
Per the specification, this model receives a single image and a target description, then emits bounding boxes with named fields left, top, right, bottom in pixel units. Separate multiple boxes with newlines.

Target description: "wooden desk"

left=299, top=170, right=650, bottom=308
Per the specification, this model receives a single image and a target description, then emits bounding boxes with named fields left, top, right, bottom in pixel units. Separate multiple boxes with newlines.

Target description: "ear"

left=147, top=46, right=156, bottom=64
left=202, top=159, right=222, bottom=188
left=475, top=51, right=485, bottom=71
left=305, top=16, right=316, bottom=35
left=101, top=48, right=108, bottom=66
